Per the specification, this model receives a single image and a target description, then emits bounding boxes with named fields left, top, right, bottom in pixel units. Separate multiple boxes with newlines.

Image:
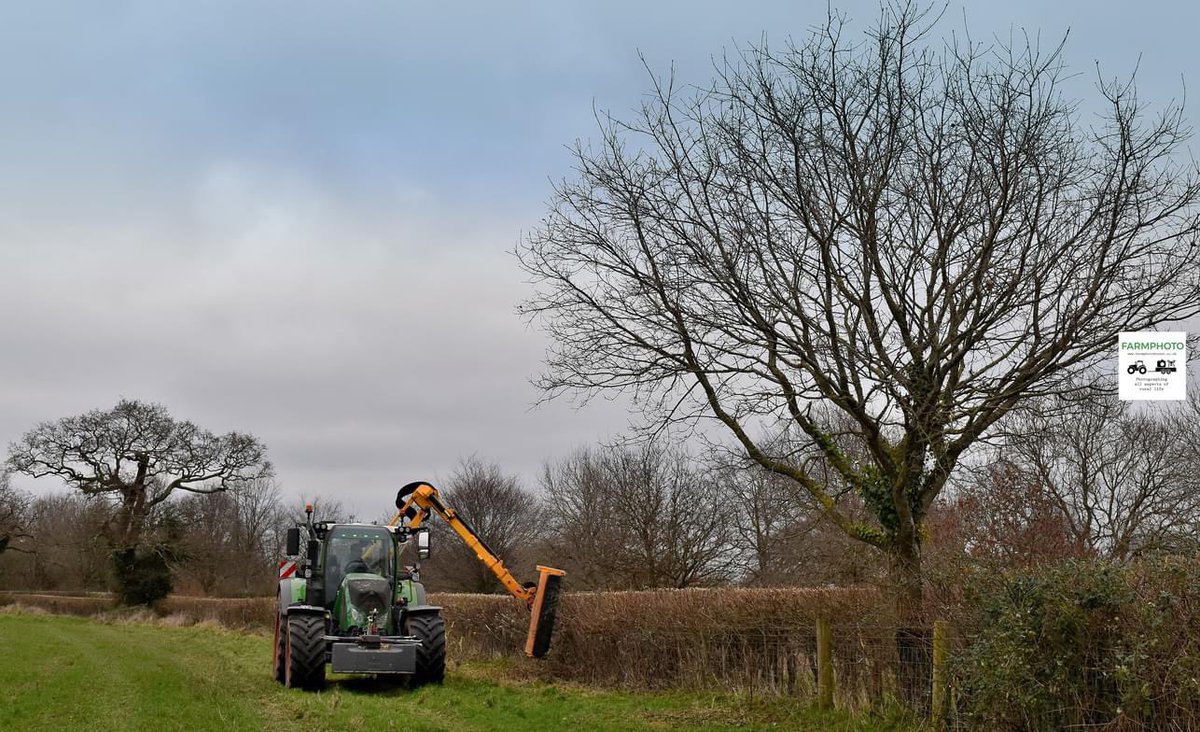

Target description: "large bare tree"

left=518, top=4, right=1200, bottom=617
left=7, top=399, right=271, bottom=549
left=6, top=399, right=271, bottom=603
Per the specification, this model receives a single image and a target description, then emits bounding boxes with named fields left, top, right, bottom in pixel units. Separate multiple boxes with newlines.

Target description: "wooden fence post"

left=931, top=620, right=949, bottom=730
left=816, top=617, right=834, bottom=709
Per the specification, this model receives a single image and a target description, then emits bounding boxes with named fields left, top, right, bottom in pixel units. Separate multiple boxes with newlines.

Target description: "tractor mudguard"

left=395, top=578, right=428, bottom=606
left=277, top=578, right=308, bottom=614
left=396, top=604, right=441, bottom=632
left=283, top=604, right=327, bottom=617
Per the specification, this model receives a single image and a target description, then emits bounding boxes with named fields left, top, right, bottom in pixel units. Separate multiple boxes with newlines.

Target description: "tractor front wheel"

left=284, top=614, right=327, bottom=690
left=407, top=613, right=446, bottom=686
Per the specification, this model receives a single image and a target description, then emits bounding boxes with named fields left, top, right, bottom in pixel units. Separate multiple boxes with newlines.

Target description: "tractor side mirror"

left=416, top=529, right=431, bottom=559
left=285, top=527, right=300, bottom=556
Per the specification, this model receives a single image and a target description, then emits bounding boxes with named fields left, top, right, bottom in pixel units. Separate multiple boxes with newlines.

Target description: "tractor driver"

left=342, top=537, right=386, bottom=576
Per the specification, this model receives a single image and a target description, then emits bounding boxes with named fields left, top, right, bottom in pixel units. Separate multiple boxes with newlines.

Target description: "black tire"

left=285, top=614, right=327, bottom=691
left=272, top=614, right=286, bottom=684
left=406, top=613, right=446, bottom=686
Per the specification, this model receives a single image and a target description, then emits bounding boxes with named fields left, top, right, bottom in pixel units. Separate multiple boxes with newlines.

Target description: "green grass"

left=0, top=612, right=916, bottom=732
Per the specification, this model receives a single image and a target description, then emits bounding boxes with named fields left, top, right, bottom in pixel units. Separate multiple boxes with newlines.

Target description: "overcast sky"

left=2, top=1, right=1198, bottom=517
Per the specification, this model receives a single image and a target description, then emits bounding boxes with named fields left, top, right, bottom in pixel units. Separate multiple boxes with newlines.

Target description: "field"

left=0, top=611, right=913, bottom=732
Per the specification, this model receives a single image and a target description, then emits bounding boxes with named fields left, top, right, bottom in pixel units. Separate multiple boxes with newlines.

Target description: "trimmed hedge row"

left=9, top=560, right=1200, bottom=725
left=0, top=586, right=886, bottom=695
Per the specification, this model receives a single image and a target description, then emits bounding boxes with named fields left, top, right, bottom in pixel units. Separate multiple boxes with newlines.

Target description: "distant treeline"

left=2, top=387, right=1199, bottom=597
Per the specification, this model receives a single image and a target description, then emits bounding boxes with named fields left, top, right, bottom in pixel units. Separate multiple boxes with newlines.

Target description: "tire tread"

left=407, top=613, right=446, bottom=686
left=285, top=614, right=327, bottom=690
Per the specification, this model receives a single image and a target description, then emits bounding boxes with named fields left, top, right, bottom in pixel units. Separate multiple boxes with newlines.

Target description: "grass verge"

left=0, top=611, right=916, bottom=731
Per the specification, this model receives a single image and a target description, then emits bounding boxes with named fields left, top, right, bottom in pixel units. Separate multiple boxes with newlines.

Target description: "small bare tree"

left=720, top=460, right=808, bottom=584
left=537, top=448, right=618, bottom=590
left=424, top=457, right=544, bottom=593
left=542, top=441, right=732, bottom=589
left=999, top=392, right=1200, bottom=560
left=933, top=461, right=1090, bottom=569
left=177, top=478, right=285, bottom=595
left=720, top=456, right=881, bottom=586
left=0, top=471, right=31, bottom=557
left=0, top=492, right=113, bottom=591
left=518, top=3, right=1200, bottom=620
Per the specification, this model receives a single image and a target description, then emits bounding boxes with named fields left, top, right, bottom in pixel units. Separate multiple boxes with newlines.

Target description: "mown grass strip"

left=0, top=612, right=913, bottom=731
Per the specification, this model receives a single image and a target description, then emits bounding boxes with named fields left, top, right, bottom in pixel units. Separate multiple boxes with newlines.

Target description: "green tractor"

left=274, top=482, right=565, bottom=690
left=274, top=508, right=443, bottom=689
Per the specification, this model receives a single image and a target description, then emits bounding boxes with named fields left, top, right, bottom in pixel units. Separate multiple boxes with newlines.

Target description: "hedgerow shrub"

left=950, top=558, right=1200, bottom=731
left=433, top=586, right=891, bottom=695
left=111, top=547, right=174, bottom=606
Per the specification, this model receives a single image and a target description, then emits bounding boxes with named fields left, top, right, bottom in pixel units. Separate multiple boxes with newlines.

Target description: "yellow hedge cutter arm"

left=388, top=481, right=565, bottom=658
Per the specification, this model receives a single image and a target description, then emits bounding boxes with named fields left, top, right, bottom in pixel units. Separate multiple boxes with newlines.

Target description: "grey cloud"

left=4, top=0, right=1200, bottom=517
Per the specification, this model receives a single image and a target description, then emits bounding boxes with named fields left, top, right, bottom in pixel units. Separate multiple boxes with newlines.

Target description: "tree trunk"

left=889, top=538, right=931, bottom=712
left=889, top=538, right=924, bottom=623
left=109, top=481, right=172, bottom=605
left=114, top=484, right=150, bottom=551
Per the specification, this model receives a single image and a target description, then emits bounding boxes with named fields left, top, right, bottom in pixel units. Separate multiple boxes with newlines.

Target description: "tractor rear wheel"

left=272, top=614, right=286, bottom=684
left=284, top=614, right=327, bottom=690
left=407, top=613, right=446, bottom=686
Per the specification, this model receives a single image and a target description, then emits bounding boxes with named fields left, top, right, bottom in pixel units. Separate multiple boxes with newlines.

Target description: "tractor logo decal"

left=278, top=559, right=298, bottom=579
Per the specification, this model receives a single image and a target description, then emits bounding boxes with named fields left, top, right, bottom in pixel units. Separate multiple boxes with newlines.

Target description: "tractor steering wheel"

left=345, top=559, right=371, bottom=574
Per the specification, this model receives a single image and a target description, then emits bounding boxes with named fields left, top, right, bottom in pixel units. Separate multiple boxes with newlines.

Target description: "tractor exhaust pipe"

left=524, top=565, right=566, bottom=658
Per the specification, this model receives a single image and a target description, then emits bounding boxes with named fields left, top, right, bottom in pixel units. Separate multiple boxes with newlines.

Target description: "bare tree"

left=6, top=399, right=271, bottom=603
left=719, top=456, right=880, bottom=586
left=422, top=456, right=544, bottom=593
left=289, top=496, right=348, bottom=526
left=177, top=478, right=285, bottom=596
left=537, top=447, right=617, bottom=590
left=542, top=441, right=733, bottom=589
left=0, top=492, right=113, bottom=591
left=0, top=471, right=31, bottom=557
left=7, top=399, right=271, bottom=550
left=720, top=460, right=807, bottom=584
left=930, top=461, right=1090, bottom=569
left=518, top=3, right=1200, bottom=618
left=999, top=392, right=1200, bottom=560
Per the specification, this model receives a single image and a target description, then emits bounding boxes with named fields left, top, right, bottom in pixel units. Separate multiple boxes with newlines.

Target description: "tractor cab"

left=322, top=525, right=395, bottom=633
